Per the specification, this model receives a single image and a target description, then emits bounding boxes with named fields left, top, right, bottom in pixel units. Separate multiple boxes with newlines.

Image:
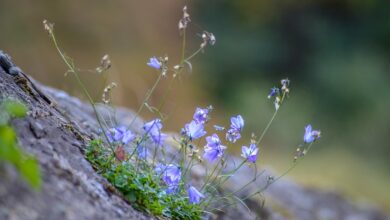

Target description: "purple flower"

left=193, top=107, right=209, bottom=124
left=155, top=164, right=181, bottom=187
left=241, top=143, right=259, bottom=163
left=303, top=124, right=321, bottom=143
left=106, top=126, right=135, bottom=144
left=203, top=134, right=227, bottom=162
left=122, top=130, right=136, bottom=144
left=206, top=134, right=222, bottom=148
left=106, top=128, right=121, bottom=143
left=230, top=115, right=244, bottom=132
left=143, top=119, right=163, bottom=132
left=183, top=120, right=206, bottom=140
left=268, top=87, right=279, bottom=99
left=225, top=115, right=244, bottom=143
left=150, top=132, right=168, bottom=146
left=188, top=186, right=205, bottom=204
left=226, top=128, right=241, bottom=143
left=147, top=56, right=161, bottom=69
left=143, top=119, right=167, bottom=145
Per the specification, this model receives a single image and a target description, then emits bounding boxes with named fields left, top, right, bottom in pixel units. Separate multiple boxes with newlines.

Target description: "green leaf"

left=0, top=126, right=41, bottom=190
left=18, top=156, right=42, bottom=189
left=4, top=100, right=27, bottom=118
left=0, top=126, right=20, bottom=163
left=126, top=191, right=137, bottom=203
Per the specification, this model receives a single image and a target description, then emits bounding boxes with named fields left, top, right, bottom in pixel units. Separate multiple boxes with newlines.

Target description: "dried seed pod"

left=178, top=6, right=191, bottom=31
left=96, top=54, right=112, bottom=73
left=200, top=31, right=216, bottom=49
left=102, top=82, right=117, bottom=104
left=43, top=20, right=54, bottom=35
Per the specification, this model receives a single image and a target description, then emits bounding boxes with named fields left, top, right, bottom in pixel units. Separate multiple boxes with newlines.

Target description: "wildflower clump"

left=45, top=5, right=321, bottom=220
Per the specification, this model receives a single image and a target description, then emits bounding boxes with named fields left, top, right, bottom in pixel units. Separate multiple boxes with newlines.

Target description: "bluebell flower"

left=106, top=126, right=135, bottom=145
left=106, top=128, right=121, bottom=143
left=188, top=186, right=205, bottom=204
left=206, top=134, right=222, bottom=148
left=230, top=115, right=244, bottom=132
left=226, top=128, right=241, bottom=143
left=183, top=120, right=206, bottom=140
left=203, top=134, right=227, bottom=162
left=268, top=87, right=279, bottom=99
left=155, top=164, right=181, bottom=187
left=143, top=119, right=167, bottom=145
left=143, top=119, right=163, bottom=132
left=147, top=56, right=161, bottom=69
left=122, top=130, right=136, bottom=144
left=303, top=124, right=321, bottom=143
left=241, top=143, right=259, bottom=163
left=150, top=132, right=167, bottom=146
left=193, top=107, right=209, bottom=124
left=225, top=115, right=244, bottom=143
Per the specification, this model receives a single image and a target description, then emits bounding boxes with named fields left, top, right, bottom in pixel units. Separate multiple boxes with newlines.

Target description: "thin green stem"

left=214, top=142, right=314, bottom=210
left=178, top=139, right=188, bottom=169
left=181, top=29, right=186, bottom=62
left=200, top=159, right=222, bottom=191
left=232, top=168, right=264, bottom=195
left=182, top=155, right=195, bottom=180
left=207, top=161, right=225, bottom=188
left=256, top=110, right=278, bottom=145
left=49, top=32, right=113, bottom=152
left=256, top=91, right=287, bottom=145
left=158, top=34, right=203, bottom=111
left=127, top=73, right=163, bottom=129
left=217, top=159, right=247, bottom=187
left=184, top=47, right=203, bottom=62
left=152, top=143, right=158, bottom=165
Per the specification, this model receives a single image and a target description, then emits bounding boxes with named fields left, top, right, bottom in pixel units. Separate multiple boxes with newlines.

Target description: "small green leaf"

left=0, top=126, right=41, bottom=190
left=19, top=157, right=42, bottom=190
left=0, top=126, right=20, bottom=163
left=4, top=100, right=27, bottom=118
left=126, top=191, right=137, bottom=203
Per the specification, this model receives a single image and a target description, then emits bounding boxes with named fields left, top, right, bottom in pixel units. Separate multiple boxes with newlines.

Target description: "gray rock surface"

left=0, top=52, right=388, bottom=220
left=0, top=56, right=153, bottom=220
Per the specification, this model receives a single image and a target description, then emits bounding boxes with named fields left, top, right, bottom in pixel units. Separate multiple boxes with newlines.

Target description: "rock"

left=0, top=51, right=388, bottom=220
left=0, top=53, right=153, bottom=220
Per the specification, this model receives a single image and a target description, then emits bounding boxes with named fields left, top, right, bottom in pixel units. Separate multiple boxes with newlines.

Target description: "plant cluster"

left=44, top=5, right=321, bottom=219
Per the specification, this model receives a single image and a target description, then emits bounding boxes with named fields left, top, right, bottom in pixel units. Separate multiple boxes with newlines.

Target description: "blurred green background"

left=1, top=0, right=389, bottom=211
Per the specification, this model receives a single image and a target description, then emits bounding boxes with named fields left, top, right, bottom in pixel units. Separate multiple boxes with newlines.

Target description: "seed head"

left=178, top=6, right=191, bottom=31
left=96, top=54, right=112, bottom=73
left=102, top=82, right=117, bottom=104
left=43, top=20, right=54, bottom=35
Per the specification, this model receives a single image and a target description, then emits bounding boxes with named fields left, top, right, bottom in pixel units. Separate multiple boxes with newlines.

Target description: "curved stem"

left=256, top=110, right=278, bottom=145
left=49, top=32, right=113, bottom=151
left=184, top=47, right=203, bottom=62
left=200, top=158, right=222, bottom=191
left=181, top=29, right=187, bottom=62
left=212, top=142, right=314, bottom=210
left=127, top=73, right=163, bottom=129
left=256, top=91, right=287, bottom=145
